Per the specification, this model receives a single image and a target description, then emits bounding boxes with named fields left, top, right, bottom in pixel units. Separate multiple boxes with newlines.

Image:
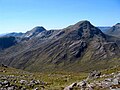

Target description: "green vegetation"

left=0, top=67, right=87, bottom=90
left=1, top=64, right=120, bottom=89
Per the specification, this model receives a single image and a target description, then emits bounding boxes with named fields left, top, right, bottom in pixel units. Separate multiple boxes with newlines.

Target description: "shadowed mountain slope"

left=0, top=36, right=17, bottom=50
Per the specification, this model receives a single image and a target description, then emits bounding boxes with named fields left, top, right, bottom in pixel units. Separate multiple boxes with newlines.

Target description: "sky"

left=0, top=0, right=120, bottom=34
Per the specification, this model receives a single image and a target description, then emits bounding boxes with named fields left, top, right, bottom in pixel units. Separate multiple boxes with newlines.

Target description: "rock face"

left=0, top=20, right=120, bottom=72
left=106, top=23, right=120, bottom=37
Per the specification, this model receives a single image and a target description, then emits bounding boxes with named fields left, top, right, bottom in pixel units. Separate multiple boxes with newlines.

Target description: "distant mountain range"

left=0, top=26, right=111, bottom=37
left=0, top=20, right=120, bottom=72
left=97, top=27, right=111, bottom=32
left=4, top=32, right=24, bottom=37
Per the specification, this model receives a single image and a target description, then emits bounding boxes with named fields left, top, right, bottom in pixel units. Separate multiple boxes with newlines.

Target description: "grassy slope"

left=1, top=64, right=120, bottom=89
left=0, top=66, right=87, bottom=90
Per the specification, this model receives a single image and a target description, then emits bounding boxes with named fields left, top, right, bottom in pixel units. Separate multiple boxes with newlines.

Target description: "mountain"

left=0, top=36, right=17, bottom=50
left=4, top=32, right=24, bottom=37
left=0, top=33, right=8, bottom=37
left=106, top=23, right=120, bottom=37
left=97, top=26, right=111, bottom=33
left=0, top=26, right=59, bottom=50
left=0, top=20, right=120, bottom=72
left=22, top=26, right=46, bottom=38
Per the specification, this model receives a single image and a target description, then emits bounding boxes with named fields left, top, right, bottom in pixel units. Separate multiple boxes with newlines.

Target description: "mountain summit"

left=22, top=26, right=46, bottom=38
left=64, top=20, right=104, bottom=39
left=106, top=23, right=120, bottom=37
left=0, top=20, right=120, bottom=72
left=30, top=26, right=46, bottom=33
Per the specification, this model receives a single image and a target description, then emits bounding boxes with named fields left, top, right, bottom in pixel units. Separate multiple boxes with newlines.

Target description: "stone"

left=2, top=80, right=10, bottom=86
left=7, top=86, right=14, bottom=90
left=64, top=82, right=77, bottom=90
left=19, top=80, right=28, bottom=85
left=105, top=78, right=113, bottom=82
left=1, top=64, right=8, bottom=68
left=36, top=80, right=40, bottom=85
left=33, top=87, right=39, bottom=90
left=21, top=87, right=26, bottom=90
left=77, top=80, right=87, bottom=87
left=112, top=78, right=119, bottom=85
left=88, top=70, right=101, bottom=79
left=101, top=81, right=112, bottom=88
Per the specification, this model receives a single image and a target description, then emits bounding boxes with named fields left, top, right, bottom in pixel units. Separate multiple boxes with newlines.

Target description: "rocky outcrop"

left=0, top=67, right=47, bottom=90
left=87, top=70, right=101, bottom=79
left=64, top=70, right=120, bottom=90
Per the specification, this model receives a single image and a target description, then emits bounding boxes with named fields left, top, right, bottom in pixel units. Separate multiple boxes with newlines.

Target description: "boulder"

left=1, top=64, right=8, bottom=68
left=7, top=86, right=14, bottom=90
left=88, top=70, right=101, bottom=79
left=64, top=82, right=77, bottom=90
left=77, top=80, right=87, bottom=87
left=112, top=78, right=119, bottom=85
left=2, top=80, right=10, bottom=86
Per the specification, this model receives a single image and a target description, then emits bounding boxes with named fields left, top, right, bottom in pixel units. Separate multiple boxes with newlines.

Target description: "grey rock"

left=105, top=78, right=113, bottom=82
left=110, top=87, right=120, bottom=90
left=33, top=87, right=38, bottom=90
left=7, top=86, right=14, bottom=90
left=88, top=70, right=101, bottom=79
left=64, top=82, right=77, bottom=90
left=19, top=80, right=28, bottom=85
left=101, top=81, right=112, bottom=88
left=112, top=78, right=119, bottom=85
left=77, top=80, right=87, bottom=87
left=2, top=80, right=10, bottom=86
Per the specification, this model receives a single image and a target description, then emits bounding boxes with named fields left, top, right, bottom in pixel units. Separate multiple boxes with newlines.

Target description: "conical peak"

left=31, top=26, right=46, bottom=32
left=76, top=20, right=91, bottom=25
left=115, top=23, right=120, bottom=26
left=67, top=20, right=93, bottom=30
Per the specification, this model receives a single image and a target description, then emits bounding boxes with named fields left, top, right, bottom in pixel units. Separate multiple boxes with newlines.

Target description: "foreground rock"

left=64, top=82, right=77, bottom=90
left=64, top=70, right=120, bottom=90
left=0, top=67, right=48, bottom=90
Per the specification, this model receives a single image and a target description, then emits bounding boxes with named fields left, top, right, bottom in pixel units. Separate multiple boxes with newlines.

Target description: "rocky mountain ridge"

left=0, top=20, right=120, bottom=72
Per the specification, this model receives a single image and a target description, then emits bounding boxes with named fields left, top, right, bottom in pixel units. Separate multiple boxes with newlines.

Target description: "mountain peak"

left=63, top=20, right=104, bottom=41
left=77, top=20, right=90, bottom=24
left=106, top=23, right=120, bottom=37
left=116, top=23, right=120, bottom=26
left=74, top=20, right=91, bottom=27
left=31, top=26, right=46, bottom=32
left=23, top=26, right=46, bottom=38
left=66, top=20, right=92, bottom=30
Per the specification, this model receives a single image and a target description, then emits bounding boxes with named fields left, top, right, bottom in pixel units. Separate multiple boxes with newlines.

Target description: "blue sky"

left=0, top=0, right=120, bottom=34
